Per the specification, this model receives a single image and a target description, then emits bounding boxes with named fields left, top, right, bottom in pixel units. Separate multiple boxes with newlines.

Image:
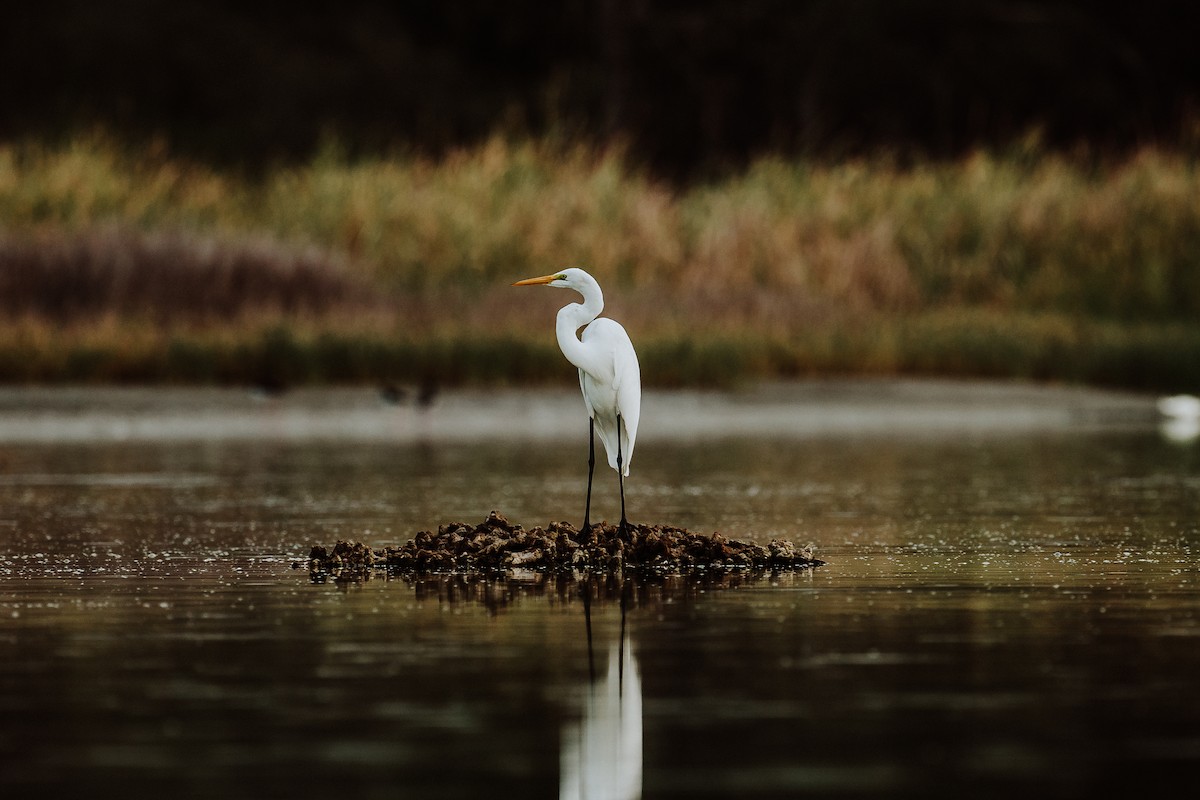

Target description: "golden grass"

left=1, top=133, right=1199, bottom=389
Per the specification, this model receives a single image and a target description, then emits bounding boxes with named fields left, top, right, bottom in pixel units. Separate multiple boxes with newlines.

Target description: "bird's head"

left=512, top=267, right=592, bottom=290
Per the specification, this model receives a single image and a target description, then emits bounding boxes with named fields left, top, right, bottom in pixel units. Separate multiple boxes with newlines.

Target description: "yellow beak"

left=512, top=273, right=560, bottom=286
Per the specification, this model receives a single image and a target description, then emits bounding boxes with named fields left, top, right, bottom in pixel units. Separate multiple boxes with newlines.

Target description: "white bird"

left=513, top=268, right=641, bottom=534
left=1157, top=394, right=1200, bottom=444
left=1157, top=394, right=1200, bottom=420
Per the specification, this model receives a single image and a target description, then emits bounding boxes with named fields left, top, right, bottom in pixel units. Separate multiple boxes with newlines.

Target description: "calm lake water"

left=1, top=382, right=1197, bottom=798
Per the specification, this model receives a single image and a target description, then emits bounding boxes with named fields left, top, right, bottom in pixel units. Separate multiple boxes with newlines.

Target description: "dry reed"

left=1, top=133, right=1198, bottom=389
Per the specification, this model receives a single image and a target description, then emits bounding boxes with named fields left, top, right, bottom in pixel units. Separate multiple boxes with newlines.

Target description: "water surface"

left=1, top=383, right=1197, bottom=797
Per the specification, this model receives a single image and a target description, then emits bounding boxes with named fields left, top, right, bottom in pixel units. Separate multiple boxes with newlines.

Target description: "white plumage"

left=513, top=267, right=641, bottom=531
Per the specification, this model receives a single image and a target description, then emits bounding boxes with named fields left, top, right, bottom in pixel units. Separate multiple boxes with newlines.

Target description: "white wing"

left=579, top=318, right=641, bottom=476
left=612, top=329, right=640, bottom=475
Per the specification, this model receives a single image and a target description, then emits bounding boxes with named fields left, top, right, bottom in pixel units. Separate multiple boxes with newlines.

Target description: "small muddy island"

left=304, top=510, right=824, bottom=577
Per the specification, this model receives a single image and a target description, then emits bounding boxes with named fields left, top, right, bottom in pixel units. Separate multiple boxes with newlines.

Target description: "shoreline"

left=0, top=378, right=1160, bottom=444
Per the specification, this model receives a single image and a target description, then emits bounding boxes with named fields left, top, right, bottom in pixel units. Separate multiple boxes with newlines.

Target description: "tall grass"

left=1, top=133, right=1198, bottom=389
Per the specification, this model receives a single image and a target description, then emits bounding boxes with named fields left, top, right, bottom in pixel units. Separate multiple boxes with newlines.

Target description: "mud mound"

left=303, top=510, right=824, bottom=577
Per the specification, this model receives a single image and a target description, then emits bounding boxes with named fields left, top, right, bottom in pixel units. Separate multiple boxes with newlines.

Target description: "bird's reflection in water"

left=560, top=585, right=643, bottom=800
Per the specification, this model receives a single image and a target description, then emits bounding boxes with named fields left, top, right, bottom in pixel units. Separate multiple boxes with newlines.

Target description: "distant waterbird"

left=512, top=268, right=641, bottom=535
left=1156, top=394, right=1200, bottom=420
left=377, top=379, right=439, bottom=408
left=1157, top=394, right=1200, bottom=443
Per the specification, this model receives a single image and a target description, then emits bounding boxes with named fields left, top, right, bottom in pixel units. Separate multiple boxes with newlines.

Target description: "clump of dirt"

left=305, top=540, right=377, bottom=571
left=303, top=510, right=824, bottom=577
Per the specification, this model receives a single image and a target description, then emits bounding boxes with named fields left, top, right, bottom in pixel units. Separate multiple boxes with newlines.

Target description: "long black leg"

left=583, top=417, right=595, bottom=534
left=617, top=413, right=628, bottom=537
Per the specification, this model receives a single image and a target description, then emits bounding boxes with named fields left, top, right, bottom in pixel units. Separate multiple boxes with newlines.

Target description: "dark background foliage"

left=3, top=0, right=1199, bottom=178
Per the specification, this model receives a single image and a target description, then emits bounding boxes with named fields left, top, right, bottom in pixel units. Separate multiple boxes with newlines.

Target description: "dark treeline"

left=3, top=0, right=1199, bottom=178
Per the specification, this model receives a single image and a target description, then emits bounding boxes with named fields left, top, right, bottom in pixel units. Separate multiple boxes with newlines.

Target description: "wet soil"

left=303, top=510, right=824, bottom=578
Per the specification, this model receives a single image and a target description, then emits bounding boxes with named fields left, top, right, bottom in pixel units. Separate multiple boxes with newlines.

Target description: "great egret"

left=512, top=268, right=641, bottom=535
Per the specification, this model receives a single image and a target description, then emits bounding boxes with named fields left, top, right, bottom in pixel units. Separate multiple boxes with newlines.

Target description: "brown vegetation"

left=1, top=136, right=1198, bottom=390
left=0, top=226, right=367, bottom=322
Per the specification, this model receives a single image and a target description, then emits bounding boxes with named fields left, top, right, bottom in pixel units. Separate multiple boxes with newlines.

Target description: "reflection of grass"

left=2, top=134, right=1199, bottom=389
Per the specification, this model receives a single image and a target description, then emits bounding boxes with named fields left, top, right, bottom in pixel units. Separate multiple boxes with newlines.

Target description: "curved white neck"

left=555, top=284, right=604, bottom=372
